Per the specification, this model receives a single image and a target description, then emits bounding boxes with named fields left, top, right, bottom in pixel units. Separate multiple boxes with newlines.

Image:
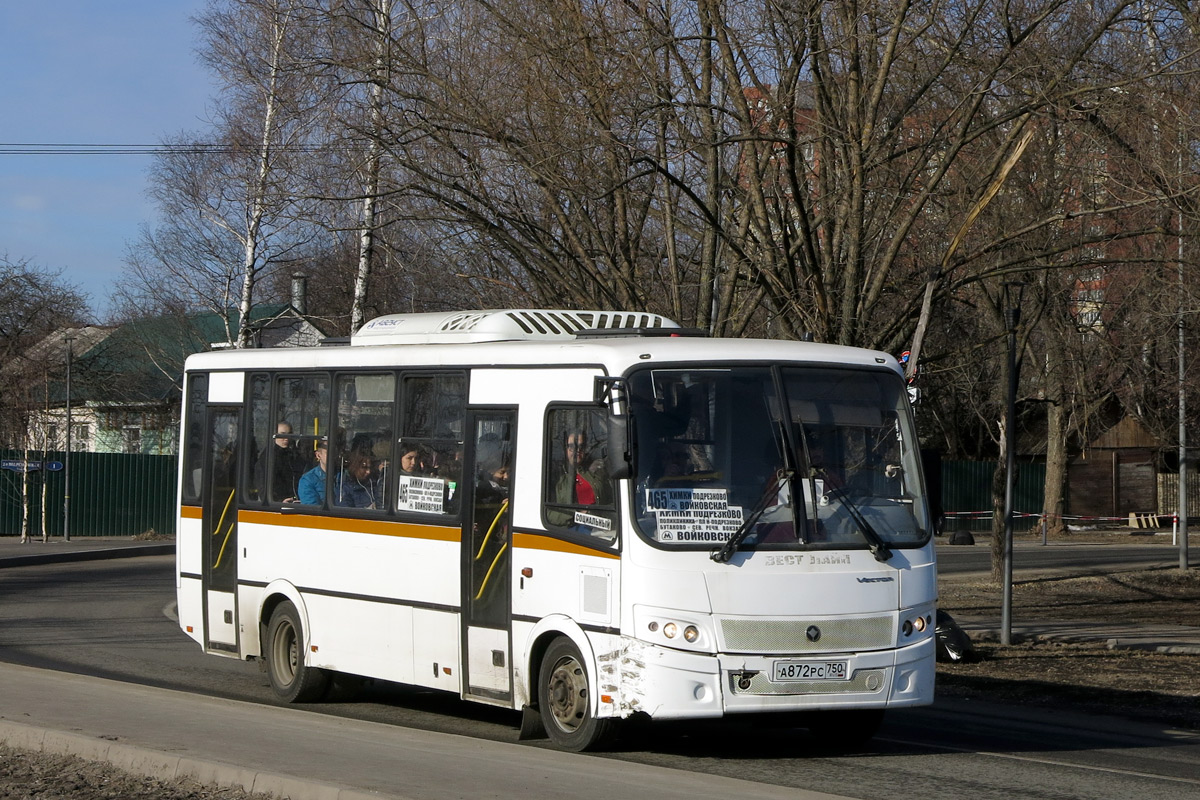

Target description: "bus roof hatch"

left=352, top=309, right=681, bottom=345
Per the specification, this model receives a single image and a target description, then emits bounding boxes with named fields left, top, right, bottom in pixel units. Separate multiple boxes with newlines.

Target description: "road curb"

left=0, top=543, right=174, bottom=569
left=0, top=719, right=405, bottom=800
left=961, top=624, right=1200, bottom=655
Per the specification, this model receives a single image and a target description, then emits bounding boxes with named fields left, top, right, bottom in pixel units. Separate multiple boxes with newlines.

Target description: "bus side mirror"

left=595, top=375, right=632, bottom=480
left=607, top=414, right=631, bottom=481
left=594, top=375, right=624, bottom=406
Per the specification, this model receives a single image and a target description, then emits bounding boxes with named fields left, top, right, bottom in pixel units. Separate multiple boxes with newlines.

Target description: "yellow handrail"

left=212, top=488, right=236, bottom=569
left=213, top=486, right=235, bottom=535
left=474, top=542, right=508, bottom=601
left=474, top=498, right=509, bottom=561
left=213, top=518, right=235, bottom=570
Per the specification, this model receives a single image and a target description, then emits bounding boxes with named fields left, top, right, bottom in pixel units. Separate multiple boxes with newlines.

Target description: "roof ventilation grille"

left=351, top=309, right=681, bottom=345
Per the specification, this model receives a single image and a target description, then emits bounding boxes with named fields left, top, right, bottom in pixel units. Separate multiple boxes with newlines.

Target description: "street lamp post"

left=64, top=335, right=74, bottom=542
left=1001, top=282, right=1025, bottom=646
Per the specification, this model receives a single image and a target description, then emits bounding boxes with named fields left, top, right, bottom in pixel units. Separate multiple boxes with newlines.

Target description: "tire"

left=265, top=601, right=330, bottom=703
left=538, top=637, right=617, bottom=752
left=805, top=708, right=884, bottom=750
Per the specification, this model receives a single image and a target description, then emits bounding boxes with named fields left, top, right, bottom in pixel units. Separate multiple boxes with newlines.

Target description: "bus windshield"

left=629, top=365, right=930, bottom=552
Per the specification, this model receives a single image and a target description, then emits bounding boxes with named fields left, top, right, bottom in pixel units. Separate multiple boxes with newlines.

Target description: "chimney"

left=290, top=274, right=308, bottom=314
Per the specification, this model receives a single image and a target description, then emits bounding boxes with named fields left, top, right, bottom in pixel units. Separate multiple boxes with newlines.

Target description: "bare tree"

left=0, top=257, right=89, bottom=448
left=124, top=0, right=328, bottom=345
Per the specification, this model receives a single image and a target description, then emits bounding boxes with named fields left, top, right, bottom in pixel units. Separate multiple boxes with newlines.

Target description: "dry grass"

left=937, top=567, right=1200, bottom=728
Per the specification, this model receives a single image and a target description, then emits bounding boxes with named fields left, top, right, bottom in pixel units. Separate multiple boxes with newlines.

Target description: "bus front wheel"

left=265, top=601, right=329, bottom=703
left=538, top=638, right=616, bottom=751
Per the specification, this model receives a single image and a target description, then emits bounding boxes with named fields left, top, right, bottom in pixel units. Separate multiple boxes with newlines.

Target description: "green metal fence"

left=1, top=450, right=1040, bottom=539
left=0, top=450, right=177, bottom=538
left=940, top=459, right=1045, bottom=532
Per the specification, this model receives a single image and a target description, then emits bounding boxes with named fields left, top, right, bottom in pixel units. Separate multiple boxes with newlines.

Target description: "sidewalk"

left=0, top=663, right=841, bottom=800
left=0, top=534, right=174, bottom=568
left=952, top=617, right=1200, bottom=655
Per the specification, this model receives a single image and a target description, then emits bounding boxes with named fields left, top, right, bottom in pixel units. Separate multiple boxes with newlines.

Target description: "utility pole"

left=1180, top=213, right=1189, bottom=571
left=1001, top=282, right=1025, bottom=646
left=64, top=334, right=74, bottom=542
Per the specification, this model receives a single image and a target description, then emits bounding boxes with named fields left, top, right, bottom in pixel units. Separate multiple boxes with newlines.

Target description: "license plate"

left=772, top=659, right=849, bottom=681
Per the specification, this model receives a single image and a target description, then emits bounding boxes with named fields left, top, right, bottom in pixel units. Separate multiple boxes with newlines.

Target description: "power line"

left=0, top=143, right=215, bottom=155
left=0, top=142, right=332, bottom=155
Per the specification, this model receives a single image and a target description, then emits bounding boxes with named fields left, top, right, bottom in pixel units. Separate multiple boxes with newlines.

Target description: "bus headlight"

left=899, top=605, right=934, bottom=643
left=634, top=606, right=714, bottom=652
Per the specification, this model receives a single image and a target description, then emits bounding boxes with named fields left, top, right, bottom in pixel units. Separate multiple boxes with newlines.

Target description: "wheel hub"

left=547, top=658, right=587, bottom=731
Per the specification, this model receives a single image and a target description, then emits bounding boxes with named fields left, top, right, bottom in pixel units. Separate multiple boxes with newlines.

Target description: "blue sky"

left=0, top=2, right=213, bottom=318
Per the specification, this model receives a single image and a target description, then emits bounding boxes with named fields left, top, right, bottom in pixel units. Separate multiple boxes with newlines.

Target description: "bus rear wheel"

left=265, top=601, right=329, bottom=703
left=538, top=638, right=616, bottom=752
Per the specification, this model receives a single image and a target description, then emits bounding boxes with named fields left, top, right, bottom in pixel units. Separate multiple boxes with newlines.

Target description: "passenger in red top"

left=548, top=430, right=611, bottom=527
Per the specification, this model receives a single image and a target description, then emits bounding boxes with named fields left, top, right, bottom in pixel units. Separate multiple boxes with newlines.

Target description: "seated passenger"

left=556, top=430, right=609, bottom=504
left=335, top=451, right=383, bottom=509
left=398, top=442, right=425, bottom=476
left=547, top=430, right=611, bottom=529
left=297, top=440, right=328, bottom=505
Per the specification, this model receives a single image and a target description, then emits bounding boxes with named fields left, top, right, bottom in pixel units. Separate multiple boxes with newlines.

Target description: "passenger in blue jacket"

left=335, top=450, right=384, bottom=509
left=297, top=441, right=328, bottom=505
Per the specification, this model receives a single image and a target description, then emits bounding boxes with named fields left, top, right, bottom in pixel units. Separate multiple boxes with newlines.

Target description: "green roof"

left=40, top=305, right=313, bottom=406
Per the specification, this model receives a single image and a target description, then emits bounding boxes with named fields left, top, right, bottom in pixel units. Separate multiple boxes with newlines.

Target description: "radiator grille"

left=720, top=615, right=894, bottom=653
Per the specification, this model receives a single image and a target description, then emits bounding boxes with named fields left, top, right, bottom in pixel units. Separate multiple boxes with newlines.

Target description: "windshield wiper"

left=711, top=468, right=794, bottom=563
left=821, top=483, right=893, bottom=563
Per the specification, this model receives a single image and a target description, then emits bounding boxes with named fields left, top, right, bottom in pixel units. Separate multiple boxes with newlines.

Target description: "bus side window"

left=181, top=373, right=208, bottom=503
left=542, top=407, right=616, bottom=541
left=332, top=373, right=395, bottom=511
left=399, top=373, right=466, bottom=516
left=245, top=374, right=270, bottom=504
left=271, top=374, right=332, bottom=506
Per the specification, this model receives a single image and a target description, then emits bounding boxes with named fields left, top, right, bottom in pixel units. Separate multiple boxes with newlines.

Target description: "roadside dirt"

left=0, top=745, right=271, bottom=800
left=937, top=555, right=1200, bottom=730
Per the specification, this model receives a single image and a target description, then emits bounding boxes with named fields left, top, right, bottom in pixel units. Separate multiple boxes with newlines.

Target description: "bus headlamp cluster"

left=901, top=612, right=933, bottom=639
left=636, top=606, right=711, bottom=651
left=648, top=620, right=700, bottom=643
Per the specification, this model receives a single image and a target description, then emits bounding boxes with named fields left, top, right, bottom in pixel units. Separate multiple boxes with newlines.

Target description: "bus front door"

left=202, top=407, right=241, bottom=653
left=462, top=409, right=515, bottom=703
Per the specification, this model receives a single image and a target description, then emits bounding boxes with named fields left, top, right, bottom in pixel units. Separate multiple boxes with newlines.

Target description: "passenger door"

left=461, top=409, right=515, bottom=702
left=201, top=407, right=240, bottom=653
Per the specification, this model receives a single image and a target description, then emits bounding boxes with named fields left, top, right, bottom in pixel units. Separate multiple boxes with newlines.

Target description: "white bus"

left=176, top=309, right=935, bottom=751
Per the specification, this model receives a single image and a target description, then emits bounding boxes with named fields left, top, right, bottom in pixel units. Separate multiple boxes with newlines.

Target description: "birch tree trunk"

left=236, top=4, right=289, bottom=348
left=20, top=443, right=30, bottom=544
left=350, top=0, right=391, bottom=334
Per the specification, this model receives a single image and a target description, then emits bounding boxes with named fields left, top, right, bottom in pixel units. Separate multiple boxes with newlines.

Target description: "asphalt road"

left=2, top=554, right=1198, bottom=800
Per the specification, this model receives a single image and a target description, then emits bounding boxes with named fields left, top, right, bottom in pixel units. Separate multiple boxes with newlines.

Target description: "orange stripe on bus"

left=182, top=505, right=615, bottom=555
left=512, top=532, right=620, bottom=559
left=237, top=509, right=460, bottom=542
